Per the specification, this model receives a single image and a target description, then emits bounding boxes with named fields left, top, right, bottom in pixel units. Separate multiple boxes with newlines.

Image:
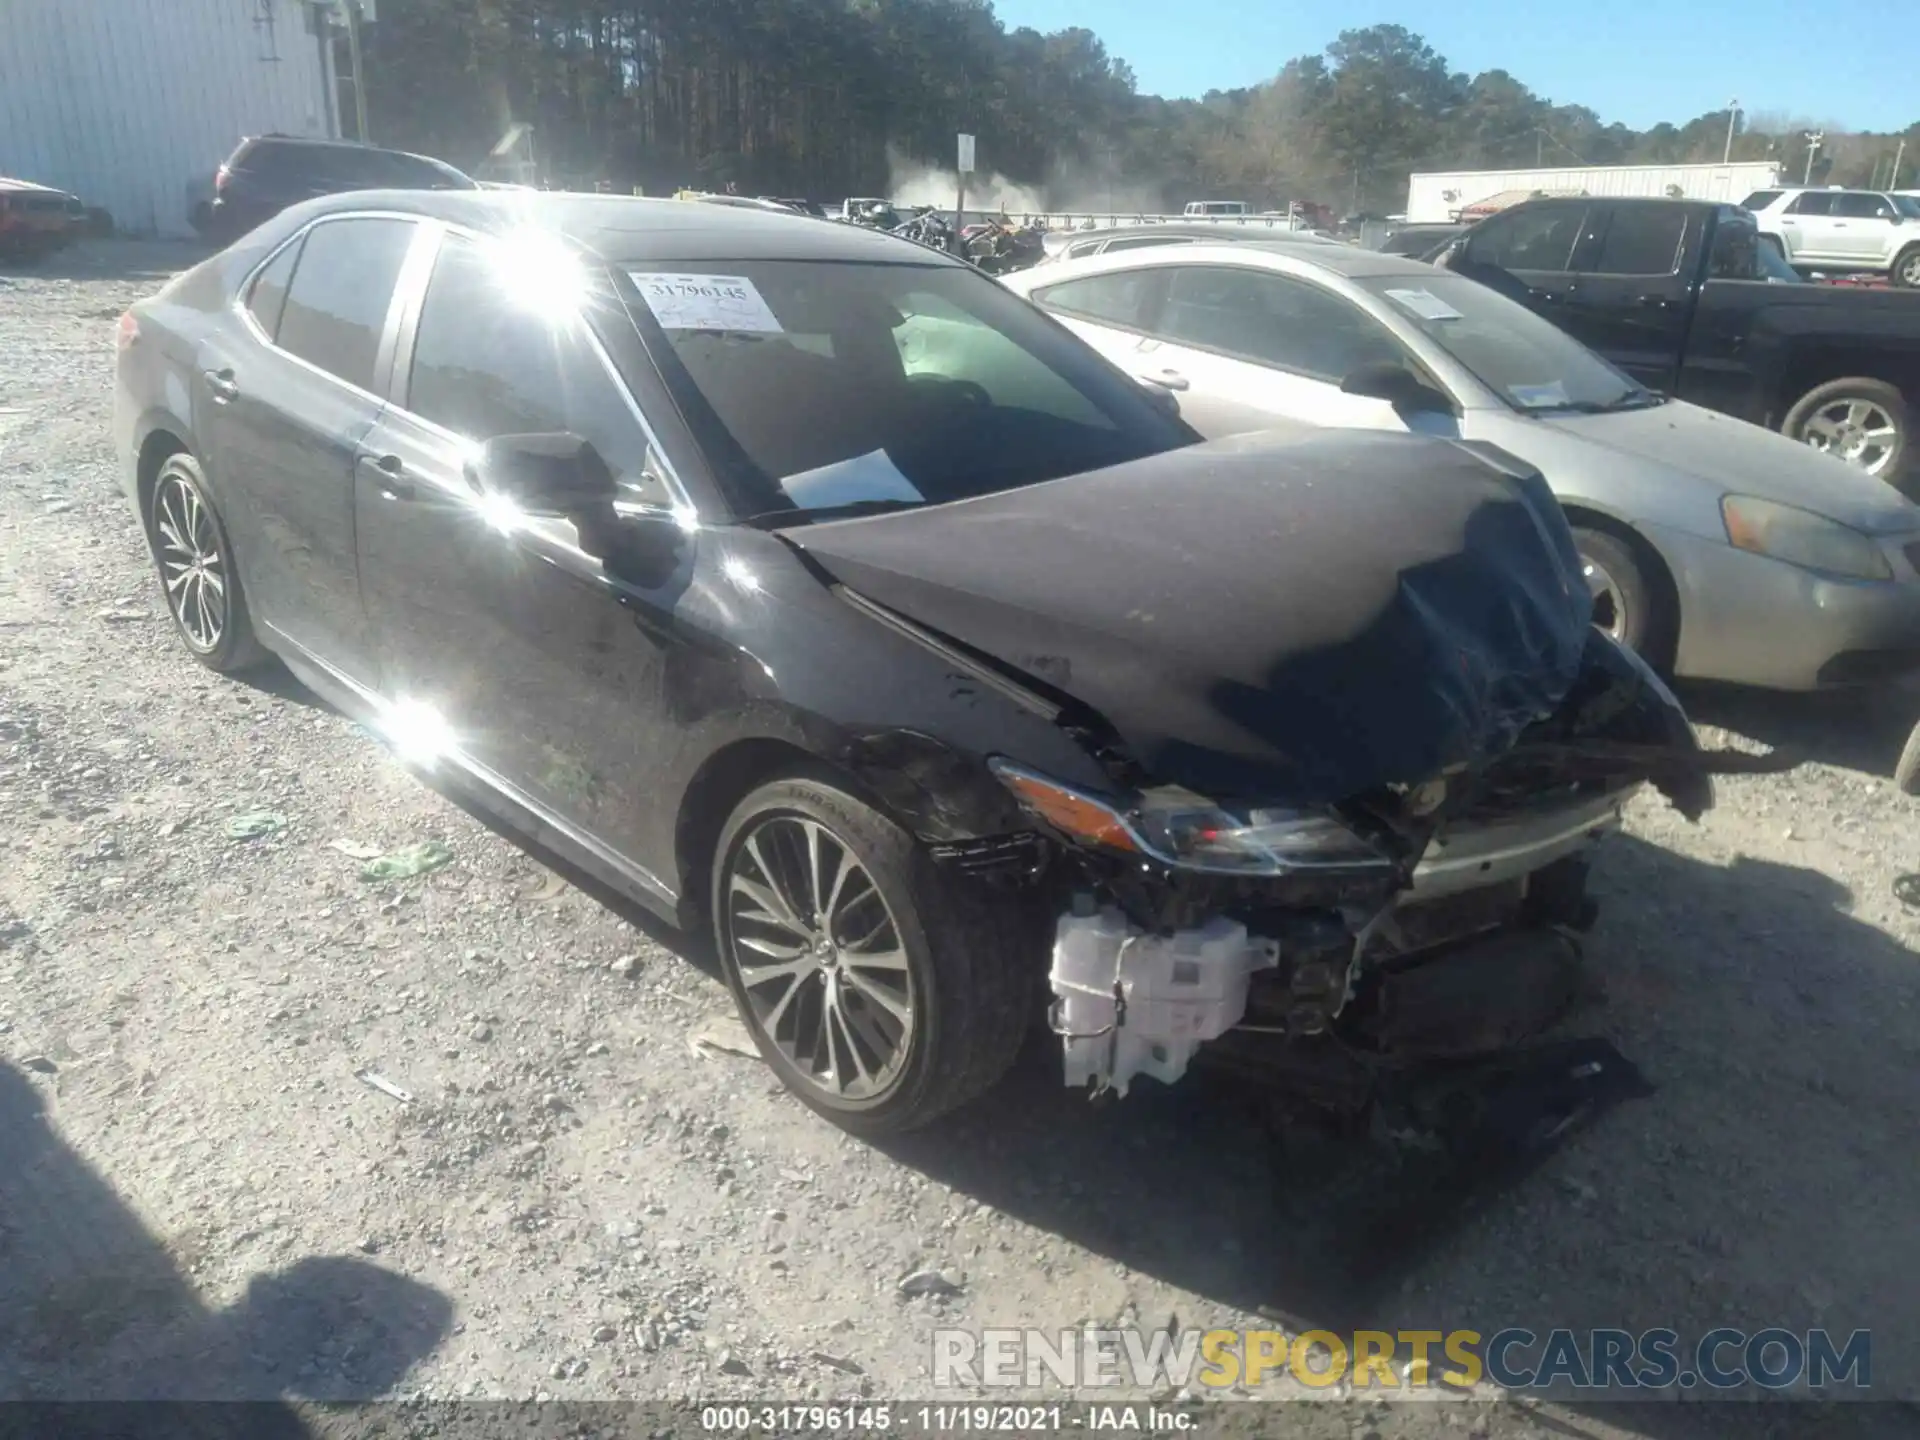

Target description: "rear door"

left=198, top=213, right=416, bottom=678
left=1135, top=264, right=1416, bottom=438
left=1776, top=190, right=1840, bottom=262
left=1561, top=204, right=1695, bottom=390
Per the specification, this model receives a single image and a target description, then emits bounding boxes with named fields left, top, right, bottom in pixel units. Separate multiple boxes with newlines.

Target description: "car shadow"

left=1676, top=678, right=1920, bottom=781
left=869, top=833, right=1918, bottom=1432
left=0, top=1059, right=452, bottom=1416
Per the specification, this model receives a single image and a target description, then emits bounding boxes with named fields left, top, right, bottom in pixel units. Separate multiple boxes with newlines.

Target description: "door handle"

left=1140, top=369, right=1189, bottom=392
left=359, top=452, right=415, bottom=501
left=204, top=368, right=239, bottom=403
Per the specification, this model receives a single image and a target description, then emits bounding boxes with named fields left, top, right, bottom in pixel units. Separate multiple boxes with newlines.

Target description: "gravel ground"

left=4, top=242, right=1920, bottom=1438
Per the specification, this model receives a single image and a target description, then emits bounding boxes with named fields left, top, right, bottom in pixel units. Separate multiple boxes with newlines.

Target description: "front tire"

left=1891, top=245, right=1920, bottom=290
left=1782, top=377, right=1908, bottom=484
left=711, top=774, right=1034, bottom=1135
left=146, top=452, right=269, bottom=673
left=1571, top=525, right=1659, bottom=658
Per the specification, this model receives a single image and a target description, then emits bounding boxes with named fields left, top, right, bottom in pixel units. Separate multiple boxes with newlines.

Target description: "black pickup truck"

left=1434, top=196, right=1920, bottom=487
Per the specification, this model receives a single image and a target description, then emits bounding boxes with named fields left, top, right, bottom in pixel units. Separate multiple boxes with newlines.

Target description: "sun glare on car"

left=486, top=227, right=587, bottom=314
left=377, top=697, right=458, bottom=768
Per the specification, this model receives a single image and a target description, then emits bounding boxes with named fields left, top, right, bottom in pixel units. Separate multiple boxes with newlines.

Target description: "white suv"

left=1743, top=187, right=1920, bottom=286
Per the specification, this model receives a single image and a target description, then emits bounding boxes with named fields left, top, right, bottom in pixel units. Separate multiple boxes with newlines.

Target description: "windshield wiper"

left=740, top=498, right=927, bottom=530
left=1534, top=388, right=1668, bottom=415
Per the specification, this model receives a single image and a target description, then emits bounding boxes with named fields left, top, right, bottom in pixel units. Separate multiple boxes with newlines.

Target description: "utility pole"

left=1722, top=98, right=1739, bottom=164
left=1803, top=130, right=1824, bottom=185
left=1893, top=137, right=1908, bottom=190
left=344, top=1, right=370, bottom=143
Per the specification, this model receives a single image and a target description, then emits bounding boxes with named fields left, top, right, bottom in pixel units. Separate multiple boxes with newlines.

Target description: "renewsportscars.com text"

left=933, top=1326, right=1871, bottom=1392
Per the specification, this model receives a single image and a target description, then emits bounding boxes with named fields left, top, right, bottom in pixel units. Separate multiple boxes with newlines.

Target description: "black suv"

left=209, top=135, right=474, bottom=243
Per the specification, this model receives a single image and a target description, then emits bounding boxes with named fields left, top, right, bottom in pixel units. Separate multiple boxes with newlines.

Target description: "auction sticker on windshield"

left=1384, top=287, right=1464, bottom=322
left=1509, top=380, right=1572, bottom=409
left=631, top=273, right=785, bottom=333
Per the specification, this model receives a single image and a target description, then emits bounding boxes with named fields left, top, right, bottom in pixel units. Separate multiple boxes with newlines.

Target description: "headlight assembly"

left=989, top=760, right=1391, bottom=875
left=1721, top=494, right=1892, bottom=581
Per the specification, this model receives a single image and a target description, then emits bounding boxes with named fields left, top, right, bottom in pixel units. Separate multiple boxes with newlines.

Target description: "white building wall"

left=0, top=0, right=339, bottom=237
left=1405, top=162, right=1784, bottom=224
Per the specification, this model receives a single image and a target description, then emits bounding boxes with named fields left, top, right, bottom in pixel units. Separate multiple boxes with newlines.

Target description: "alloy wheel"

left=722, top=815, right=914, bottom=1102
left=1582, top=555, right=1629, bottom=644
left=153, top=469, right=227, bottom=651
left=1800, top=398, right=1899, bottom=476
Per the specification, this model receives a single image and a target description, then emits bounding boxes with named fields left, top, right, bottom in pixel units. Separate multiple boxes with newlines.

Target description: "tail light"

left=116, top=313, right=139, bottom=355
left=215, top=164, right=232, bottom=195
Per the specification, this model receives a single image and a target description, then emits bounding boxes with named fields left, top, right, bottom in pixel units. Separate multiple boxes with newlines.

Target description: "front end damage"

left=788, top=430, right=1793, bottom=1110
left=972, top=630, right=1781, bottom=1107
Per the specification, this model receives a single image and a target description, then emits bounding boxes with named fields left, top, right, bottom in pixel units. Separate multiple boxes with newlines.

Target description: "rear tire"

left=1781, top=377, right=1908, bottom=485
left=711, top=774, right=1035, bottom=1135
left=145, top=452, right=270, bottom=673
left=1892, top=245, right=1920, bottom=290
left=1571, top=525, right=1659, bottom=659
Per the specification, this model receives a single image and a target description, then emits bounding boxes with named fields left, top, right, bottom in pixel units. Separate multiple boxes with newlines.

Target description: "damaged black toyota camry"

left=115, top=192, right=1763, bottom=1134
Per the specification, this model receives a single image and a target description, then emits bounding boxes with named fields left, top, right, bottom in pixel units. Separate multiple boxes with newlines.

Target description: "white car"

left=1003, top=241, right=1920, bottom=693
left=1743, top=187, right=1920, bottom=286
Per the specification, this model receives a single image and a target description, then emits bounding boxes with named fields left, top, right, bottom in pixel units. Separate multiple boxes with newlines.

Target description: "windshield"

left=1357, top=273, right=1647, bottom=413
left=625, top=260, right=1193, bottom=520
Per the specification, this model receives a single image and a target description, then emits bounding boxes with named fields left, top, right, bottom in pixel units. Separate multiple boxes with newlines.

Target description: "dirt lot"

left=4, top=243, right=1920, bottom=1438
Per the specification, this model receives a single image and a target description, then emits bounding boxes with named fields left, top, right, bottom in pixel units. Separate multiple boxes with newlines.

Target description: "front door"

left=198, top=214, right=416, bottom=677
left=353, top=228, right=694, bottom=896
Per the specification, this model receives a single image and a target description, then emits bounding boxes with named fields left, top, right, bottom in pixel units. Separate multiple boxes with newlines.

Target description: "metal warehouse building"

left=0, top=0, right=341, bottom=238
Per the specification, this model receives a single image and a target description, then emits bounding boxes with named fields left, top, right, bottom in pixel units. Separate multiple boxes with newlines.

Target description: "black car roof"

left=285, top=189, right=967, bottom=266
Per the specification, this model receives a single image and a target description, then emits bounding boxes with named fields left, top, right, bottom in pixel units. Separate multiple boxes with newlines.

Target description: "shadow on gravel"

left=872, top=835, right=1918, bottom=1435
left=1678, top=678, right=1920, bottom=781
left=0, top=1060, right=452, bottom=1417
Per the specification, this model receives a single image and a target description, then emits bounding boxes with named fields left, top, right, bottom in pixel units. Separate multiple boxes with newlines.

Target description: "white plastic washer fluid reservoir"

left=1049, top=907, right=1271, bottom=1096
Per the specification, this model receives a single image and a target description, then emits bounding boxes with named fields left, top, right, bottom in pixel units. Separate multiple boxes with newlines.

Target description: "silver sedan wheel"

left=153, top=469, right=227, bottom=652
left=722, top=815, right=914, bottom=1102
left=1582, top=555, right=1629, bottom=643
left=1800, top=397, right=1900, bottom=476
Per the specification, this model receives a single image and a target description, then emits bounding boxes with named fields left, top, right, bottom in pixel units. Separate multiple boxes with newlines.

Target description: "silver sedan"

left=1005, top=242, right=1920, bottom=690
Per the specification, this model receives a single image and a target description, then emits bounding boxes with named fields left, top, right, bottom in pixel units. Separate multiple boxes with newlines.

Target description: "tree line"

left=356, top=3, right=1920, bottom=212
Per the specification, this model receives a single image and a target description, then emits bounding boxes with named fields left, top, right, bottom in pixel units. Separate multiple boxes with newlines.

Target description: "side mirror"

left=1341, top=362, right=1455, bottom=416
left=470, top=432, right=616, bottom=517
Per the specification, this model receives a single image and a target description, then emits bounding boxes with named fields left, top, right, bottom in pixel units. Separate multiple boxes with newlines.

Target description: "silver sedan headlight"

left=1721, top=494, right=1893, bottom=582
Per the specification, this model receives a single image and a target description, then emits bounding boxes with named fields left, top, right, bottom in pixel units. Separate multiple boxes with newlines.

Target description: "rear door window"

left=275, top=217, right=415, bottom=391
left=1786, top=192, right=1835, bottom=216
left=1587, top=207, right=1687, bottom=276
left=245, top=235, right=303, bottom=338
left=1033, top=269, right=1158, bottom=329
left=1739, top=190, right=1783, bottom=211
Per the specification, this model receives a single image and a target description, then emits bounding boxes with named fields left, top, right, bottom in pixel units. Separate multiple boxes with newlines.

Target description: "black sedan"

left=116, top=191, right=1724, bottom=1133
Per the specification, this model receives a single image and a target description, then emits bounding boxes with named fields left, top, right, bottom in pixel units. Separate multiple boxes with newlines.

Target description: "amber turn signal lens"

left=997, top=769, right=1138, bottom=852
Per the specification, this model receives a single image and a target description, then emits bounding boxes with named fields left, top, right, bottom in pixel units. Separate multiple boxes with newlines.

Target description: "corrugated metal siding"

left=1405, top=162, right=1784, bottom=224
left=0, top=0, right=338, bottom=237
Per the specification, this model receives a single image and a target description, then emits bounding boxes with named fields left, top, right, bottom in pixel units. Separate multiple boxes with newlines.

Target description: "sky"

left=987, top=0, right=1915, bottom=135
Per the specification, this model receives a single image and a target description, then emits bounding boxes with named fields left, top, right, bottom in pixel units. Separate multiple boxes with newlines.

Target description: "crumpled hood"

left=1536, top=400, right=1920, bottom=537
left=790, top=430, right=1595, bottom=804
